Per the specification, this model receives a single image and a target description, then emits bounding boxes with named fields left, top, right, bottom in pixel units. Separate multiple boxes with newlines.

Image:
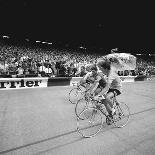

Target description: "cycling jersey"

left=83, top=72, right=97, bottom=83
left=106, top=70, right=122, bottom=93
left=83, top=71, right=106, bottom=88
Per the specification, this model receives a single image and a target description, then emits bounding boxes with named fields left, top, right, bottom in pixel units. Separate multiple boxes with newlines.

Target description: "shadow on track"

left=0, top=129, right=78, bottom=154
left=1, top=107, right=155, bottom=154
left=130, top=107, right=155, bottom=116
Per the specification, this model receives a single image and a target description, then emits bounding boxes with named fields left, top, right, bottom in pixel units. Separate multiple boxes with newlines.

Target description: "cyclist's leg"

left=85, top=83, right=91, bottom=91
left=105, top=89, right=121, bottom=115
left=107, top=91, right=115, bottom=106
left=104, top=91, right=114, bottom=115
left=93, top=87, right=112, bottom=114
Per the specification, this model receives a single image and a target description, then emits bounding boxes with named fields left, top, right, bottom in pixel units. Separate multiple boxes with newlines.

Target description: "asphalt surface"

left=0, top=80, right=155, bottom=155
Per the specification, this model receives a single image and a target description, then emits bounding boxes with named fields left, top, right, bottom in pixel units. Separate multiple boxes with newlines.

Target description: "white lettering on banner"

left=0, top=78, right=48, bottom=89
left=70, top=77, right=82, bottom=86
left=70, top=81, right=78, bottom=86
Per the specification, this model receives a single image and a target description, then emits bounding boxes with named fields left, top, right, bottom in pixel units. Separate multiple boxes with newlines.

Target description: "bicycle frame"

left=77, top=95, right=130, bottom=138
left=88, top=95, right=120, bottom=116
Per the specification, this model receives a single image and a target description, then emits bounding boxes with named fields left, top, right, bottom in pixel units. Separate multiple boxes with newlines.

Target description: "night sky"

left=0, top=1, right=155, bottom=54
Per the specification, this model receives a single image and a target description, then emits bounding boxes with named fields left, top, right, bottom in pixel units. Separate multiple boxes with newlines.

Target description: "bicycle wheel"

left=77, top=107, right=103, bottom=138
left=69, top=87, right=84, bottom=104
left=113, top=102, right=130, bottom=128
left=75, top=98, right=94, bottom=120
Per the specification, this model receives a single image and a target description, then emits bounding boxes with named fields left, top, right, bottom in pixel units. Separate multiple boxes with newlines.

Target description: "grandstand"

left=0, top=0, right=154, bottom=79
left=0, top=37, right=155, bottom=78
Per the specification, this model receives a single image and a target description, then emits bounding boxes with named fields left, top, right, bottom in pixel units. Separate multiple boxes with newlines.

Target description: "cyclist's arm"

left=90, top=76, right=101, bottom=95
left=97, top=72, right=115, bottom=96
left=96, top=77, right=111, bottom=96
left=97, top=83, right=109, bottom=96
left=79, top=72, right=90, bottom=87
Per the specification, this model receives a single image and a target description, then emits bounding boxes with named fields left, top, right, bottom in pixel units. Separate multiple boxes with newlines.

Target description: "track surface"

left=0, top=80, right=155, bottom=155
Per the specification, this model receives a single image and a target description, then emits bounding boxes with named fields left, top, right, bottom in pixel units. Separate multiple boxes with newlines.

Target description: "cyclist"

left=79, top=65, right=106, bottom=93
left=93, top=59, right=122, bottom=117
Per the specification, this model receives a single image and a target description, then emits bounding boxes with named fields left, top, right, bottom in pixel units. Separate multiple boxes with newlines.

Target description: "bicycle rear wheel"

left=113, top=102, right=130, bottom=128
left=77, top=107, right=103, bottom=138
left=69, top=87, right=84, bottom=104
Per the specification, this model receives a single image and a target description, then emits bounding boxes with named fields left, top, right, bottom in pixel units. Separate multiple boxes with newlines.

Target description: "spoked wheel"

left=113, top=102, right=130, bottom=128
left=75, top=98, right=94, bottom=120
left=69, top=86, right=85, bottom=104
left=77, top=107, right=103, bottom=138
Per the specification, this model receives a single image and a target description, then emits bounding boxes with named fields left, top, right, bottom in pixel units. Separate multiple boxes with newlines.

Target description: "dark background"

left=0, top=0, right=155, bottom=54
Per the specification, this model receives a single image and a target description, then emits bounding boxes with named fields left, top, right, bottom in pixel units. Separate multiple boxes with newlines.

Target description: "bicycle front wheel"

left=75, top=98, right=94, bottom=120
left=113, top=102, right=130, bottom=128
left=69, top=88, right=84, bottom=104
left=77, top=107, right=103, bottom=138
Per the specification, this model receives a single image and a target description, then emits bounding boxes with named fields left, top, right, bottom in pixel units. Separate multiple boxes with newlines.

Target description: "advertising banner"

left=70, top=77, right=82, bottom=86
left=70, top=76, right=135, bottom=86
left=0, top=77, right=48, bottom=90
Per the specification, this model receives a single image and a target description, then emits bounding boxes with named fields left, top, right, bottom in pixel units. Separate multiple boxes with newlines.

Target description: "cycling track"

left=0, top=80, right=155, bottom=155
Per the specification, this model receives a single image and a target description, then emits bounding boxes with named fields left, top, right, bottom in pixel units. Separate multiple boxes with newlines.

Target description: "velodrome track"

left=0, top=80, right=155, bottom=155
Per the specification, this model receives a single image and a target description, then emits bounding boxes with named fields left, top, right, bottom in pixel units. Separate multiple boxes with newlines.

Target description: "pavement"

left=0, top=80, right=155, bottom=155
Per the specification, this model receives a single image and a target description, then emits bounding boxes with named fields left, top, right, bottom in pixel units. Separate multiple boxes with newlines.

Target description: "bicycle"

left=75, top=93, right=94, bottom=119
left=76, top=94, right=130, bottom=138
left=68, top=83, right=91, bottom=104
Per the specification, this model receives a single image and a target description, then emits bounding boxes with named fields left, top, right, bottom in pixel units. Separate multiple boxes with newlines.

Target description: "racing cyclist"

left=79, top=65, right=106, bottom=95
left=93, top=59, right=122, bottom=117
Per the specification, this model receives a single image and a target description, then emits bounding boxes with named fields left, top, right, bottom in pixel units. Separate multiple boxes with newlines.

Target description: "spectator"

left=45, top=64, right=54, bottom=77
left=17, top=65, right=24, bottom=77
left=39, top=63, right=46, bottom=77
left=76, top=66, right=87, bottom=77
left=0, top=42, right=155, bottom=78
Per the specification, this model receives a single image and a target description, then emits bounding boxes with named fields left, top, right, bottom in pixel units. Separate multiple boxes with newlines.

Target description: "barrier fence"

left=0, top=75, right=152, bottom=90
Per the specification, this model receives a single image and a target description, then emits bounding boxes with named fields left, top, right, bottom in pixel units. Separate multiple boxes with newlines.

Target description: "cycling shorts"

left=97, top=79, right=106, bottom=88
left=107, top=88, right=121, bottom=96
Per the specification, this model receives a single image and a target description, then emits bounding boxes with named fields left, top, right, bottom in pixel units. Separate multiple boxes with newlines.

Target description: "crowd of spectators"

left=135, top=57, right=155, bottom=76
left=0, top=42, right=155, bottom=78
left=0, top=42, right=100, bottom=78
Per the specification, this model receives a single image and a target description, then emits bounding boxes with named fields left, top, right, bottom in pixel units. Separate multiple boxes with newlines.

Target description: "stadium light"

left=36, top=41, right=41, bottom=43
left=25, top=38, right=29, bottom=41
left=47, top=42, right=52, bottom=45
left=2, top=35, right=9, bottom=38
left=79, top=46, right=86, bottom=49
